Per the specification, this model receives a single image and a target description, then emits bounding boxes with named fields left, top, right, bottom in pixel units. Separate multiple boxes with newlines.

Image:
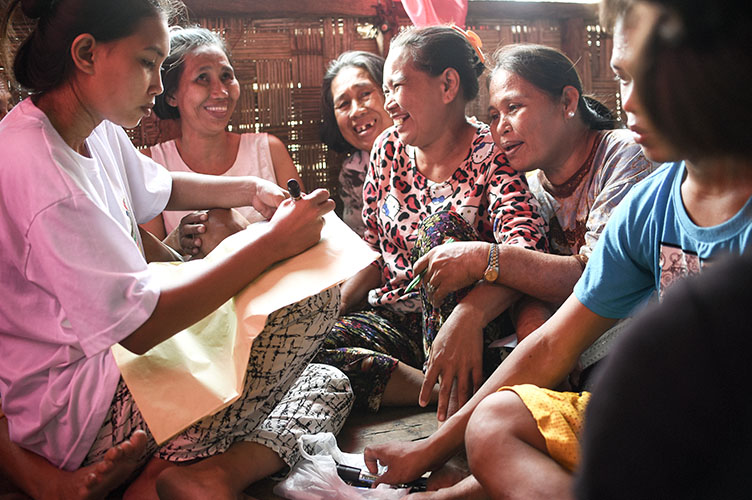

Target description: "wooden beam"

left=182, top=0, right=596, bottom=22
left=182, top=0, right=386, bottom=18
left=467, top=1, right=598, bottom=21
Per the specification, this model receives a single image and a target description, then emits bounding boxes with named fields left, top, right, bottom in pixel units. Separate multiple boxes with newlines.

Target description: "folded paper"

left=112, top=213, right=380, bottom=443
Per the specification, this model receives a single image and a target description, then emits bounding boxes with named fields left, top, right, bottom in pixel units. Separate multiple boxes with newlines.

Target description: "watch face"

left=484, top=269, right=498, bottom=282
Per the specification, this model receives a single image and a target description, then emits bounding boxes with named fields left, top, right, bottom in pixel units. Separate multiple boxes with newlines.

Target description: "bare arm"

left=513, top=295, right=557, bottom=341
left=165, top=172, right=285, bottom=219
left=414, top=242, right=584, bottom=306
left=365, top=294, right=618, bottom=485
left=339, top=262, right=382, bottom=316
left=496, top=245, right=585, bottom=304
left=140, top=214, right=168, bottom=242
left=268, top=134, right=304, bottom=191
left=120, top=189, right=334, bottom=354
left=420, top=282, right=521, bottom=421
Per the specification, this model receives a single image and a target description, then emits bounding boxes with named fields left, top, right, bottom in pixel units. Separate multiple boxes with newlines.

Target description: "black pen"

left=287, top=178, right=302, bottom=201
left=336, top=464, right=427, bottom=492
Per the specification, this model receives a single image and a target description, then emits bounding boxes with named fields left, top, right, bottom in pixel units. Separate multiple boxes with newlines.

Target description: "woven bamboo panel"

left=0, top=9, right=619, bottom=195
left=465, top=13, right=619, bottom=124
left=122, top=16, right=380, bottom=192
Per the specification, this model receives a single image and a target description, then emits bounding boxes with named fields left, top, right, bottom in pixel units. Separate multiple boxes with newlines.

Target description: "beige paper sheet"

left=111, top=212, right=379, bottom=444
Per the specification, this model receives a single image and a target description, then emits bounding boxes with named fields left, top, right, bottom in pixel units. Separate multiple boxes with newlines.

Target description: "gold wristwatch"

left=483, top=243, right=499, bottom=282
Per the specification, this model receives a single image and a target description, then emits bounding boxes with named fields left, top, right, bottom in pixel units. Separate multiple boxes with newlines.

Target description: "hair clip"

left=450, top=24, right=485, bottom=65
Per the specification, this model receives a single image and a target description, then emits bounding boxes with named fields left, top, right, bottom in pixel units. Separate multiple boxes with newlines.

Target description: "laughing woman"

left=320, top=50, right=393, bottom=236
left=412, top=44, right=656, bottom=386
left=315, top=26, right=548, bottom=418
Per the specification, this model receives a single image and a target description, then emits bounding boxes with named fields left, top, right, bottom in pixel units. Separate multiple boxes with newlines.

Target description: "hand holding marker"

left=336, top=463, right=427, bottom=492
left=287, top=178, right=302, bottom=200
left=404, top=237, right=454, bottom=293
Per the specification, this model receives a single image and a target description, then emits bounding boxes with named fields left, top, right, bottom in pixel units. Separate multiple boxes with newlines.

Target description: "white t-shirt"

left=150, top=133, right=275, bottom=232
left=0, top=99, right=171, bottom=469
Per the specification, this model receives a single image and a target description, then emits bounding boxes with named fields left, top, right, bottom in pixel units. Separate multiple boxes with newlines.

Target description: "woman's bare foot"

left=406, top=475, right=489, bottom=500
left=426, top=454, right=469, bottom=491
left=381, top=362, right=439, bottom=407
left=155, top=465, right=237, bottom=500
left=72, top=430, right=148, bottom=500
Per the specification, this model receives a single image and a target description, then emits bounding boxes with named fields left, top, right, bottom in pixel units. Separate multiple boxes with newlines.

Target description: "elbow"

left=118, top=336, right=150, bottom=356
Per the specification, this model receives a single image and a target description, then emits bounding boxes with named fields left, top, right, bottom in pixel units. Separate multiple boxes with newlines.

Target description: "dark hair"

left=491, top=44, right=620, bottom=130
left=389, top=25, right=485, bottom=102
left=637, top=0, right=752, bottom=158
left=320, top=50, right=385, bottom=154
left=1, top=0, right=183, bottom=94
left=153, top=26, right=230, bottom=120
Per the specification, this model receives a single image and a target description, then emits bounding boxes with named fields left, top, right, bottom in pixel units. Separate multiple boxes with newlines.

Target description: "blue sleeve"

left=574, top=177, right=659, bottom=318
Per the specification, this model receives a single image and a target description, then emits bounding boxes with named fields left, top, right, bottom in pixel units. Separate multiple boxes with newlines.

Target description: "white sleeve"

left=24, top=194, right=161, bottom=357
left=109, top=124, right=172, bottom=224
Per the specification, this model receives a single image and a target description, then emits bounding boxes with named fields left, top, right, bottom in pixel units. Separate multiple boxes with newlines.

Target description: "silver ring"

left=425, top=283, right=435, bottom=295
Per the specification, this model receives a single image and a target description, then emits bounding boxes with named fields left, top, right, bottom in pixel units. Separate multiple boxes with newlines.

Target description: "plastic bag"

left=274, top=433, right=409, bottom=500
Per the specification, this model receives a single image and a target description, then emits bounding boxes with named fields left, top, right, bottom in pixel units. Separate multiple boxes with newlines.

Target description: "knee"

left=301, top=364, right=354, bottom=410
left=316, top=364, right=352, bottom=396
left=466, top=390, right=533, bottom=467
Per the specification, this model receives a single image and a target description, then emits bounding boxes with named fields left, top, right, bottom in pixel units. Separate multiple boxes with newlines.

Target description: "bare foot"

left=406, top=475, right=489, bottom=500
left=122, top=456, right=173, bottom=500
left=426, top=454, right=470, bottom=491
left=155, top=466, right=238, bottom=500
left=69, top=430, right=148, bottom=500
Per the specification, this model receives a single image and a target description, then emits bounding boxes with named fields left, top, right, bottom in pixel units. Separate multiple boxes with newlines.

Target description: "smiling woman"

left=313, top=26, right=548, bottom=419
left=141, top=26, right=304, bottom=258
left=320, top=50, right=392, bottom=236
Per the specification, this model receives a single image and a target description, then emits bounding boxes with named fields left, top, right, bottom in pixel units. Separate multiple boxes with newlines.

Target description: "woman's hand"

left=178, top=208, right=250, bottom=259
left=414, top=242, right=489, bottom=305
left=363, top=439, right=440, bottom=489
left=250, top=177, right=288, bottom=219
left=175, top=210, right=209, bottom=257
left=265, top=188, right=335, bottom=260
left=339, top=264, right=382, bottom=316
left=420, top=305, right=484, bottom=421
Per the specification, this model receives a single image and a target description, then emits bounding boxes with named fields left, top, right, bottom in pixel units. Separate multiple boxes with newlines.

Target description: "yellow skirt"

left=499, top=384, right=590, bottom=472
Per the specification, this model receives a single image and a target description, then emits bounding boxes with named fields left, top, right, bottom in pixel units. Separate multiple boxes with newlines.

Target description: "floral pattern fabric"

left=363, top=123, right=548, bottom=314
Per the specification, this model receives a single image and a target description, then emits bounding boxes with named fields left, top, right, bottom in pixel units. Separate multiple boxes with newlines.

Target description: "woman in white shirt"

left=0, top=1, right=350, bottom=498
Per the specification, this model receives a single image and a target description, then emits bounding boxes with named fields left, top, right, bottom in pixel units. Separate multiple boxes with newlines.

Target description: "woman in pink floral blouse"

left=314, top=26, right=547, bottom=419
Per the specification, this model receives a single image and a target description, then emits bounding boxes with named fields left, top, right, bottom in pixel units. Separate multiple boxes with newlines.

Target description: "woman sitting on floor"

left=0, top=4, right=351, bottom=499
left=314, top=25, right=548, bottom=416
left=411, top=43, right=656, bottom=408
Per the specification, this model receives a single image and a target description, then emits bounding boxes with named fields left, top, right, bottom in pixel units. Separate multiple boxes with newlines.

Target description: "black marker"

left=287, top=178, right=302, bottom=200
left=335, top=464, right=428, bottom=492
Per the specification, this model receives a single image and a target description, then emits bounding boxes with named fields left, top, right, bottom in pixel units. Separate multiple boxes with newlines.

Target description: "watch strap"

left=483, top=243, right=499, bottom=282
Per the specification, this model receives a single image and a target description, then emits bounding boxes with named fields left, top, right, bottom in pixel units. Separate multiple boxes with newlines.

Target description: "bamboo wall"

left=1, top=4, right=618, bottom=198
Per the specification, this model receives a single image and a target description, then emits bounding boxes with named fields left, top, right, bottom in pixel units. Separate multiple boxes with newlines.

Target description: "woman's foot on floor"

left=57, top=430, right=148, bottom=500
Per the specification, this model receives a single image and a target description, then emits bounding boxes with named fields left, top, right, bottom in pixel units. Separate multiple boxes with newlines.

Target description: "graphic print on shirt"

left=471, top=140, right=494, bottom=164
left=122, top=198, right=138, bottom=244
left=382, top=194, right=401, bottom=220
left=658, top=242, right=701, bottom=298
left=363, top=125, right=547, bottom=311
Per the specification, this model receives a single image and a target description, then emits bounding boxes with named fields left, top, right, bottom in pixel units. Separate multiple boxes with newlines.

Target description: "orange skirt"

left=499, top=384, right=590, bottom=472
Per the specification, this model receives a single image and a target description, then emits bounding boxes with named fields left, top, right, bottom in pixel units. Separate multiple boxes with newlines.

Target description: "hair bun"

left=20, top=0, right=54, bottom=19
left=473, top=58, right=486, bottom=78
